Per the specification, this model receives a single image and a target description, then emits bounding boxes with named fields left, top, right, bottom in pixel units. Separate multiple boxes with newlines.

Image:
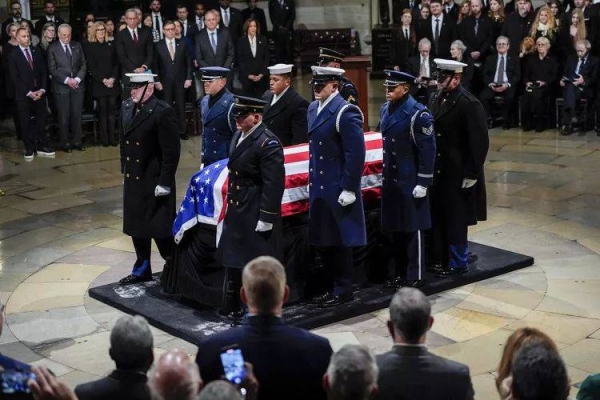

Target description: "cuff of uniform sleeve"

left=340, top=177, right=360, bottom=192
left=417, top=174, right=433, bottom=187
left=259, top=209, right=279, bottom=224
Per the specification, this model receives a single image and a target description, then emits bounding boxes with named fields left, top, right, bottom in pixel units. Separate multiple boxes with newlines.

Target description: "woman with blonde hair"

left=529, top=6, right=557, bottom=47
left=457, top=0, right=471, bottom=24
left=488, top=0, right=504, bottom=43
left=496, top=327, right=561, bottom=400
left=558, top=8, right=586, bottom=58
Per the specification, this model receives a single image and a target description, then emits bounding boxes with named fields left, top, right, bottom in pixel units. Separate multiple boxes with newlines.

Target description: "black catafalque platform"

left=90, top=231, right=534, bottom=346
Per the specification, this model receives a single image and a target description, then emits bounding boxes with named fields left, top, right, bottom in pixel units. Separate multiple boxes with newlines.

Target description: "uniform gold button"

left=320, top=186, right=324, bottom=189
left=126, top=140, right=129, bottom=144
left=392, top=151, right=396, bottom=155
left=309, top=140, right=312, bottom=143
left=392, top=138, right=396, bottom=142
left=126, top=157, right=130, bottom=161
left=393, top=165, right=397, bottom=169
left=436, top=170, right=441, bottom=174
left=437, top=153, right=441, bottom=157
left=126, top=174, right=130, bottom=177
left=310, top=182, right=313, bottom=186
left=235, top=171, right=239, bottom=175
left=437, top=133, right=441, bottom=137
left=136, top=142, right=140, bottom=145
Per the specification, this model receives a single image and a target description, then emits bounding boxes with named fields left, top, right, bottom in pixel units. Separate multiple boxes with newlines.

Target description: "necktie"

left=210, top=32, right=217, bottom=53
left=434, top=19, right=440, bottom=51
left=575, top=58, right=584, bottom=75
left=155, top=15, right=162, bottom=38
left=24, top=48, right=33, bottom=69
left=169, top=40, right=175, bottom=60
left=495, top=55, right=504, bottom=85
left=64, top=44, right=72, bottom=62
left=133, top=30, right=138, bottom=44
left=404, top=28, right=409, bottom=40
left=223, top=9, right=229, bottom=26
left=410, top=0, right=414, bottom=8
left=474, top=18, right=480, bottom=35
left=420, top=58, right=427, bottom=77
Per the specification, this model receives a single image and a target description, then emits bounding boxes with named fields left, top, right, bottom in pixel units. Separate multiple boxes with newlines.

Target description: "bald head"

left=148, top=350, right=202, bottom=400
left=241, top=256, right=288, bottom=315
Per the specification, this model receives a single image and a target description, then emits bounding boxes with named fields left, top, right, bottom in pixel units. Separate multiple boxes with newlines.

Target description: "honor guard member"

left=199, top=66, right=236, bottom=167
left=119, top=73, right=181, bottom=285
left=317, top=47, right=360, bottom=106
left=380, top=70, right=436, bottom=289
left=217, top=95, right=285, bottom=320
left=261, top=63, right=310, bottom=145
left=427, top=59, right=489, bottom=276
left=308, top=66, right=366, bottom=308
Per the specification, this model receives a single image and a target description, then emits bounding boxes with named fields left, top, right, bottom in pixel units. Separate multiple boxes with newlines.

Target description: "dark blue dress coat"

left=307, top=93, right=366, bottom=247
left=200, top=90, right=236, bottom=166
left=380, top=95, right=436, bottom=232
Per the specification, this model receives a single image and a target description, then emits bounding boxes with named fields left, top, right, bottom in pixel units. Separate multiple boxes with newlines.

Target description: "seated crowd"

left=389, top=0, right=600, bottom=135
left=1, top=256, right=599, bottom=400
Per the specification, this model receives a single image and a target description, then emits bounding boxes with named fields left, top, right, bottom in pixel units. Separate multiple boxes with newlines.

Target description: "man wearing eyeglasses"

left=479, top=36, right=520, bottom=129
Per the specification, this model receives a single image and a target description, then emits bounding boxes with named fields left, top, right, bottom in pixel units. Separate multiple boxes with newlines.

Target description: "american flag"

left=173, top=131, right=384, bottom=245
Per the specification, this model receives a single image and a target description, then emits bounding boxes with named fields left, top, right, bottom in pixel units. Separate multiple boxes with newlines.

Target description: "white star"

left=199, top=187, right=204, bottom=194
left=214, top=162, right=220, bottom=168
left=194, top=177, right=201, bottom=183
left=179, top=205, right=185, bottom=212
left=204, top=170, right=210, bottom=176
left=190, top=186, right=196, bottom=192
left=206, top=178, right=211, bottom=184
left=204, top=198, right=209, bottom=203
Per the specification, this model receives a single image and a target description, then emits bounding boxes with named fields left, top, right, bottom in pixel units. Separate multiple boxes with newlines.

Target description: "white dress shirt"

left=271, top=86, right=290, bottom=106
left=237, top=121, right=262, bottom=146
left=317, top=90, right=339, bottom=115
left=431, top=13, right=444, bottom=38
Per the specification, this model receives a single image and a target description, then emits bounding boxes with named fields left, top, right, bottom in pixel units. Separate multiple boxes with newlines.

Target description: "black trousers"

left=131, top=236, right=174, bottom=276
left=221, top=267, right=243, bottom=313
left=95, top=95, right=118, bottom=145
left=521, top=87, right=550, bottom=121
left=430, top=185, right=469, bottom=270
left=16, top=97, right=47, bottom=153
left=561, top=84, right=583, bottom=124
left=273, top=27, right=293, bottom=64
left=162, top=82, right=187, bottom=135
left=54, top=88, right=84, bottom=146
left=388, top=231, right=425, bottom=281
left=480, top=86, right=517, bottom=122
left=241, top=78, right=269, bottom=99
left=318, top=246, right=353, bottom=296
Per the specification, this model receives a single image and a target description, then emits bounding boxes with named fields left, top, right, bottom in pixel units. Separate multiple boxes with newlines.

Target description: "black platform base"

left=89, top=241, right=533, bottom=346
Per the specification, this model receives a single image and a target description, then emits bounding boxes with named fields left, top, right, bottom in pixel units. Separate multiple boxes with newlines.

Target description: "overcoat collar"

left=263, top=87, right=295, bottom=120
left=228, top=123, right=266, bottom=163
left=381, top=95, right=417, bottom=132
left=431, top=85, right=465, bottom=120
left=123, top=96, right=158, bottom=135
left=204, top=90, right=233, bottom=124
left=308, top=92, right=343, bottom=133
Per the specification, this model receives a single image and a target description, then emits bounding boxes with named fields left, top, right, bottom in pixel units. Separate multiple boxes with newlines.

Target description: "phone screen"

left=220, top=348, right=246, bottom=385
left=1, top=370, right=36, bottom=394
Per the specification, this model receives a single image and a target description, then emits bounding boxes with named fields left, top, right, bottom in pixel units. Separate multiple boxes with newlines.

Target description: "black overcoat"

left=428, top=85, right=489, bottom=228
left=261, top=87, right=309, bottom=146
left=217, top=123, right=285, bottom=269
left=120, top=96, right=181, bottom=238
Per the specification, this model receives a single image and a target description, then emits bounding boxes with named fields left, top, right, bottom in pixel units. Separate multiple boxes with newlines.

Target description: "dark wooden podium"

left=343, top=56, right=372, bottom=131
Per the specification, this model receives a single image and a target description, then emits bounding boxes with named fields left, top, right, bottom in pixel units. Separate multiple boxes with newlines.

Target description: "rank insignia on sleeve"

left=422, top=126, right=433, bottom=135
left=347, top=95, right=356, bottom=103
left=262, top=138, right=281, bottom=148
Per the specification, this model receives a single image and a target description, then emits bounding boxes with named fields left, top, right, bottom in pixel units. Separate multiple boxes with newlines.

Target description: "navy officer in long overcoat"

left=199, top=66, right=236, bottom=167
left=217, top=95, right=285, bottom=318
left=119, top=72, right=181, bottom=285
left=307, top=66, right=366, bottom=308
left=380, top=70, right=436, bottom=289
left=427, top=59, right=489, bottom=276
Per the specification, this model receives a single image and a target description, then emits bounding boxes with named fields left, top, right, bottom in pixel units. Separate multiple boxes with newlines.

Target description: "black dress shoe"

left=119, top=274, right=153, bottom=285
left=436, top=267, right=469, bottom=277
left=180, top=133, right=190, bottom=140
left=468, top=253, right=479, bottom=264
left=72, top=143, right=85, bottom=151
left=502, top=122, right=510, bottom=130
left=310, top=291, right=333, bottom=305
left=487, top=120, right=494, bottom=129
left=318, top=292, right=354, bottom=308
left=426, top=263, right=444, bottom=273
left=383, top=277, right=405, bottom=289
left=403, top=279, right=425, bottom=288
left=62, top=144, right=72, bottom=153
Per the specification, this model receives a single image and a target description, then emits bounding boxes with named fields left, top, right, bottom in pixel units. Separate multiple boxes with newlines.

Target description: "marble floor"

left=2, top=81, right=600, bottom=399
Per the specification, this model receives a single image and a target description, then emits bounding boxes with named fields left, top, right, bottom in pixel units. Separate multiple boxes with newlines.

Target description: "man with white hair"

left=75, top=315, right=154, bottom=400
left=148, top=349, right=203, bottom=400
left=323, top=344, right=379, bottom=400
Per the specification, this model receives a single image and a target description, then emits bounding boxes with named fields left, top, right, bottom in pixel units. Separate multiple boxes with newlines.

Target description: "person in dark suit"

left=189, top=2, right=206, bottom=38
left=154, top=20, right=193, bottom=140
left=196, top=256, right=332, bottom=400
left=379, top=70, right=436, bottom=290
left=445, top=0, right=461, bottom=20
left=417, top=0, right=458, bottom=58
left=308, top=66, right=366, bottom=308
left=219, top=0, right=243, bottom=44
left=237, top=18, right=269, bottom=97
left=242, top=0, right=268, bottom=35
left=479, top=36, right=521, bottom=128
left=84, top=21, right=120, bottom=147
left=323, top=345, right=379, bottom=400
left=199, top=67, right=236, bottom=166
left=1, top=1, right=34, bottom=46
left=376, top=288, right=475, bottom=400
left=2, top=22, right=23, bottom=140
left=149, top=0, right=165, bottom=41
left=407, top=38, right=437, bottom=104
left=390, top=9, right=418, bottom=71
left=459, top=0, right=493, bottom=63
left=269, top=0, right=295, bottom=64
left=8, top=27, right=55, bottom=160
left=501, top=0, right=534, bottom=57
left=115, top=9, right=155, bottom=78
left=195, top=9, right=235, bottom=69
left=427, top=59, right=488, bottom=276
left=47, top=24, right=87, bottom=152
left=559, top=39, right=598, bottom=135
left=118, top=73, right=181, bottom=285
left=216, top=98, right=285, bottom=317
left=75, top=315, right=154, bottom=400
left=175, top=4, right=194, bottom=38
left=261, top=63, right=308, bottom=145
left=33, top=0, right=64, bottom=37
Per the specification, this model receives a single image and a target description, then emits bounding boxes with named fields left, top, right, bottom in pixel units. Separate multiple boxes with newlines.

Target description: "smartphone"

left=0, top=369, right=36, bottom=394
left=220, top=346, right=246, bottom=385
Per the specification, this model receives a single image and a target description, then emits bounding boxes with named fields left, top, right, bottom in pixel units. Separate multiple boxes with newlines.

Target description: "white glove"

left=412, top=185, right=427, bottom=198
left=200, top=163, right=204, bottom=170
left=255, top=220, right=273, bottom=232
left=338, top=190, right=356, bottom=207
left=462, top=178, right=477, bottom=189
left=155, top=185, right=171, bottom=196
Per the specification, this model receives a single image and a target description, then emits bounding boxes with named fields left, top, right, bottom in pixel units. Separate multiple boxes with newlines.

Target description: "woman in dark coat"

left=450, top=40, right=474, bottom=91
left=2, top=22, right=22, bottom=137
left=84, top=21, right=120, bottom=146
left=389, top=9, right=417, bottom=71
left=237, top=18, right=270, bottom=97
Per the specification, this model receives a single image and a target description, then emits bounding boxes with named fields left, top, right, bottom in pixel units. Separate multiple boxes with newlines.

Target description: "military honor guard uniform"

left=316, top=47, right=360, bottom=106
left=379, top=70, right=436, bottom=289
left=119, top=73, right=181, bottom=285
left=261, top=63, right=310, bottom=146
left=427, top=59, right=489, bottom=276
left=217, top=95, right=285, bottom=318
left=307, top=66, right=366, bottom=307
left=199, top=67, right=236, bottom=167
